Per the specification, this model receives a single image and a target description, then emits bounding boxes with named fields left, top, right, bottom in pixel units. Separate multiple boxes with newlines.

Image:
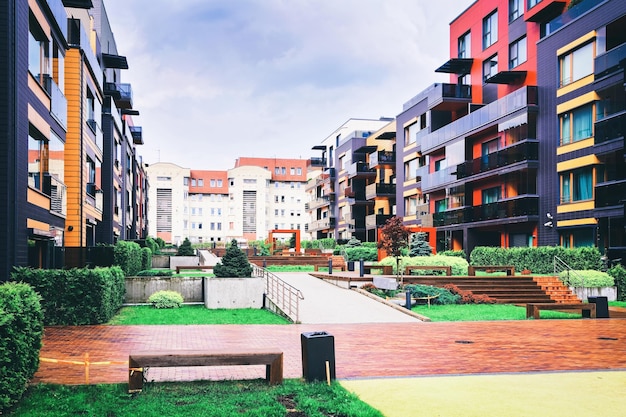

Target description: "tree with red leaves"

left=377, top=216, right=410, bottom=282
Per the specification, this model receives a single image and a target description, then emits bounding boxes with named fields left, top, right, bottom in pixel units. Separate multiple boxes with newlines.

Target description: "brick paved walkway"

left=34, top=319, right=626, bottom=385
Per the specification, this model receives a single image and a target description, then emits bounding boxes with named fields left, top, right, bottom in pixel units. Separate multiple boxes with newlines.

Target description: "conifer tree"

left=214, top=239, right=253, bottom=277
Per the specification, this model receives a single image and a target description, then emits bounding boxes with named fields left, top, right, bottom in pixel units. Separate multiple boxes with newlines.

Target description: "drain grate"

left=455, top=340, right=474, bottom=344
left=598, top=337, right=618, bottom=341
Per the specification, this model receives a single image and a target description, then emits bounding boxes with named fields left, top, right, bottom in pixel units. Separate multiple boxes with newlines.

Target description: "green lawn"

left=7, top=380, right=382, bottom=417
left=412, top=303, right=584, bottom=322
left=107, top=305, right=290, bottom=325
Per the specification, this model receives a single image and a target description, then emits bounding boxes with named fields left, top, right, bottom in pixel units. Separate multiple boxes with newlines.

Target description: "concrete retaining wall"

left=151, top=255, right=170, bottom=268
left=125, top=277, right=203, bottom=303
left=571, top=286, right=617, bottom=301
left=169, top=256, right=200, bottom=270
left=204, top=277, right=264, bottom=309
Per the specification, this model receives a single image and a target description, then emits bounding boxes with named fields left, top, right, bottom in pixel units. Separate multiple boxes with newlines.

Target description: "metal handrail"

left=252, top=264, right=304, bottom=323
left=554, top=256, right=585, bottom=288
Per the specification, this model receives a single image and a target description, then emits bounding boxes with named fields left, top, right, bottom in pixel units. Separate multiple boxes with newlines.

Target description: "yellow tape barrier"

left=39, top=353, right=127, bottom=384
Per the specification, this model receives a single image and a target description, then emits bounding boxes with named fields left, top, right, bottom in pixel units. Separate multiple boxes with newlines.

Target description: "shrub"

left=318, top=238, right=337, bottom=249
left=344, top=246, right=378, bottom=262
left=141, top=247, right=152, bottom=271
left=148, top=290, right=184, bottom=308
left=345, top=238, right=362, bottom=247
left=177, top=238, right=195, bottom=256
left=0, top=283, right=43, bottom=411
left=608, top=265, right=626, bottom=301
left=404, top=284, right=459, bottom=305
left=136, top=269, right=174, bottom=277
left=558, top=270, right=614, bottom=288
left=437, top=250, right=466, bottom=258
left=114, top=240, right=143, bottom=276
left=214, top=239, right=253, bottom=277
left=378, top=255, right=469, bottom=275
left=13, top=266, right=125, bottom=325
left=145, top=236, right=160, bottom=255
left=409, top=232, right=433, bottom=257
left=443, top=284, right=497, bottom=304
left=360, top=283, right=399, bottom=299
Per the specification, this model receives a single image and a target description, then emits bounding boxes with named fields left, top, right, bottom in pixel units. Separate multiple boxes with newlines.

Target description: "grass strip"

left=7, top=380, right=383, bottom=417
left=412, top=303, right=583, bottom=321
left=107, top=305, right=290, bottom=325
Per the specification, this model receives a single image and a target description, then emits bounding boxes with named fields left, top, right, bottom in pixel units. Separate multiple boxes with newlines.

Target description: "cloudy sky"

left=104, top=0, right=475, bottom=170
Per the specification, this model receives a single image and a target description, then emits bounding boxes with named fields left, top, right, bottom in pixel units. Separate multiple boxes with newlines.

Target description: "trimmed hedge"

left=148, top=290, right=184, bottom=308
left=379, top=255, right=469, bottom=275
left=141, top=247, right=153, bottom=271
left=12, top=267, right=125, bottom=325
left=469, top=246, right=603, bottom=274
left=0, top=283, right=43, bottom=411
left=114, top=241, right=143, bottom=276
left=558, top=270, right=614, bottom=288
left=344, top=246, right=378, bottom=262
left=404, top=284, right=459, bottom=305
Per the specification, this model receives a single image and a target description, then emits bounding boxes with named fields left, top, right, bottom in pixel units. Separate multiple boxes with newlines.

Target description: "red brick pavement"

left=34, top=320, right=626, bottom=385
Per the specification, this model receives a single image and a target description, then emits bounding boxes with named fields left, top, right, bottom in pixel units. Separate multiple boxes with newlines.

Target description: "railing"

left=347, top=161, right=376, bottom=179
left=554, top=256, right=584, bottom=288
left=433, top=196, right=539, bottom=226
left=456, top=141, right=539, bottom=179
left=595, top=42, right=626, bottom=78
left=594, top=111, right=626, bottom=145
left=545, top=0, right=605, bottom=37
left=306, top=196, right=331, bottom=211
left=595, top=179, right=626, bottom=207
left=310, top=157, right=326, bottom=167
left=253, top=264, right=303, bottom=323
left=369, top=150, right=396, bottom=169
left=365, top=183, right=396, bottom=200
left=365, top=214, right=392, bottom=229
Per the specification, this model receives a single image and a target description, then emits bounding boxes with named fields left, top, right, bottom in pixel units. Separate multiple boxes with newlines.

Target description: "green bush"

left=345, top=246, right=378, bottom=262
left=0, top=283, right=43, bottom=411
left=362, top=242, right=378, bottom=248
left=145, top=236, right=160, bottom=255
left=404, top=284, right=459, bottom=305
left=558, top=270, right=614, bottom=288
left=408, top=232, right=432, bottom=257
left=147, top=290, right=184, bottom=308
left=318, top=238, right=336, bottom=249
left=114, top=240, right=143, bottom=276
left=177, top=238, right=195, bottom=256
left=13, top=267, right=125, bottom=325
left=141, top=247, right=152, bottom=271
left=470, top=246, right=603, bottom=274
left=214, top=239, right=253, bottom=277
left=345, top=238, right=362, bottom=247
left=378, top=255, right=469, bottom=275
left=608, top=265, right=626, bottom=301
left=136, top=269, right=173, bottom=277
left=437, top=250, right=466, bottom=258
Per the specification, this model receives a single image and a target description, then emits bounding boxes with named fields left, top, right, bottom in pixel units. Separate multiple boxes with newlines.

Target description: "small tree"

left=377, top=216, right=410, bottom=282
left=409, top=232, right=433, bottom=257
left=177, top=238, right=195, bottom=256
left=345, top=237, right=362, bottom=248
left=214, top=239, right=253, bottom=277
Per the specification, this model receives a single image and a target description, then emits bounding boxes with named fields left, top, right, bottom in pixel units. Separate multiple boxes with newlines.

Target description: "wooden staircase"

left=402, top=276, right=580, bottom=304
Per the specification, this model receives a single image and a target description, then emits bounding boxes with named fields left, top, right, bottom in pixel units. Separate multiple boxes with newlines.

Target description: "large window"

left=28, top=13, right=50, bottom=87
left=509, top=37, right=527, bottom=69
left=458, top=31, right=471, bottom=58
left=528, top=0, right=542, bottom=9
left=404, top=158, right=418, bottom=181
left=560, top=167, right=593, bottom=203
left=483, top=10, right=498, bottom=49
left=483, top=54, right=498, bottom=82
left=28, top=132, right=44, bottom=191
left=560, top=103, right=593, bottom=145
left=482, top=186, right=501, bottom=204
left=559, top=42, right=594, bottom=87
left=509, top=0, right=522, bottom=21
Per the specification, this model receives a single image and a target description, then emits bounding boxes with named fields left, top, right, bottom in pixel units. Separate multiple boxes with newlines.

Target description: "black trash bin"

left=301, top=331, right=336, bottom=382
left=347, top=261, right=355, bottom=271
left=583, top=296, right=610, bottom=318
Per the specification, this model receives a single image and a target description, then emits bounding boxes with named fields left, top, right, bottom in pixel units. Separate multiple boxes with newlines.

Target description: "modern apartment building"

left=146, top=158, right=309, bottom=246
left=536, top=0, right=626, bottom=260
left=307, top=118, right=392, bottom=241
left=0, top=0, right=147, bottom=277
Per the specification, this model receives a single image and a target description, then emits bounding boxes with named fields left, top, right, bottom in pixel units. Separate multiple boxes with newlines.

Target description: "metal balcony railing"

left=456, top=141, right=539, bottom=179
left=433, top=196, right=539, bottom=226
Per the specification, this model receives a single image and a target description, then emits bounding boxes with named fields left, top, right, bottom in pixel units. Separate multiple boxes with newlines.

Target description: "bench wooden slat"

left=526, top=303, right=595, bottom=319
left=128, top=349, right=283, bottom=392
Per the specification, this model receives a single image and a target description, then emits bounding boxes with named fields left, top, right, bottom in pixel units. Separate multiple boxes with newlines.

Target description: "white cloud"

left=104, top=0, right=475, bottom=169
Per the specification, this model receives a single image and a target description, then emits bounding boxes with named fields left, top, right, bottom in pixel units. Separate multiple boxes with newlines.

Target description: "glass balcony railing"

left=44, top=174, right=66, bottom=216
left=545, top=0, right=605, bottom=37
left=365, top=214, right=393, bottom=229
left=365, top=183, right=396, bottom=200
left=305, top=196, right=331, bottom=211
left=420, top=165, right=457, bottom=192
left=403, top=83, right=471, bottom=111
left=347, top=161, right=376, bottom=179
left=129, top=126, right=143, bottom=145
left=104, top=82, right=133, bottom=109
left=595, top=112, right=626, bottom=144
left=310, top=156, right=326, bottom=167
left=86, top=119, right=103, bottom=151
left=369, top=150, right=396, bottom=169
left=595, top=42, right=626, bottom=78
left=433, top=196, right=539, bottom=226
left=595, top=179, right=626, bottom=208
left=421, top=86, right=538, bottom=154
left=308, top=217, right=336, bottom=231
left=456, top=140, right=539, bottom=179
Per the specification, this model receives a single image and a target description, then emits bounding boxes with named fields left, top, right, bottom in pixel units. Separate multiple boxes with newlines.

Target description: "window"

left=559, top=42, right=594, bottom=87
left=560, top=104, right=593, bottom=145
left=183, top=177, right=189, bottom=186
left=509, top=0, right=522, bottom=21
left=405, top=196, right=418, bottom=215
left=435, top=199, right=447, bottom=213
left=28, top=14, right=50, bottom=87
left=198, top=179, right=204, bottom=187
left=275, top=167, right=280, bottom=175
left=483, top=54, right=498, bottom=81
left=217, top=179, right=223, bottom=187
left=28, top=133, right=44, bottom=191
left=482, top=186, right=501, bottom=204
left=560, top=167, right=593, bottom=203
left=404, top=158, right=418, bottom=181
left=509, top=37, right=527, bottom=69
left=458, top=31, right=471, bottom=58
left=191, top=178, right=196, bottom=186
left=296, top=167, right=302, bottom=175
left=528, top=0, right=541, bottom=9
left=210, top=179, right=215, bottom=187
left=434, top=159, right=447, bottom=172
left=290, top=167, right=295, bottom=175
left=86, top=157, right=96, bottom=196
left=483, top=10, right=498, bottom=49
left=281, top=167, right=286, bottom=175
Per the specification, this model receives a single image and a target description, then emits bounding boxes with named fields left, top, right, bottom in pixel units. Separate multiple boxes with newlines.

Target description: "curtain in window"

left=573, top=168, right=592, bottom=201
left=435, top=199, right=447, bottom=213
left=573, top=105, right=592, bottom=141
left=560, top=113, right=571, bottom=144
left=561, top=175, right=571, bottom=203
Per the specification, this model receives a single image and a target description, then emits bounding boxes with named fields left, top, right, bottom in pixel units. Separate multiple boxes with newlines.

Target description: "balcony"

left=369, top=150, right=396, bottom=169
left=345, top=187, right=373, bottom=206
left=595, top=111, right=626, bottom=145
left=595, top=42, right=626, bottom=78
left=41, top=174, right=67, bottom=216
left=403, top=83, right=471, bottom=113
left=310, top=156, right=326, bottom=167
left=308, top=217, right=336, bottom=232
left=347, top=161, right=376, bottom=179
left=456, top=141, right=539, bottom=179
left=129, top=126, right=143, bottom=145
left=544, top=0, right=603, bottom=36
left=305, top=196, right=331, bottom=211
left=365, top=214, right=393, bottom=229
left=365, top=183, right=396, bottom=200
left=43, top=75, right=68, bottom=129
left=421, top=86, right=538, bottom=154
left=433, top=196, right=539, bottom=226
left=595, top=179, right=626, bottom=208
left=104, top=82, right=133, bottom=109
left=525, top=0, right=566, bottom=23
left=86, top=119, right=103, bottom=151
left=420, top=165, right=457, bottom=192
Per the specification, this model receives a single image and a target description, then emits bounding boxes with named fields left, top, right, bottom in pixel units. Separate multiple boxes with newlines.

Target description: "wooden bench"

left=404, top=265, right=452, bottom=276
left=128, top=349, right=283, bottom=393
left=468, top=265, right=516, bottom=276
left=525, top=303, right=596, bottom=319
left=313, top=264, right=346, bottom=272
left=175, top=265, right=214, bottom=274
left=362, top=264, right=393, bottom=275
